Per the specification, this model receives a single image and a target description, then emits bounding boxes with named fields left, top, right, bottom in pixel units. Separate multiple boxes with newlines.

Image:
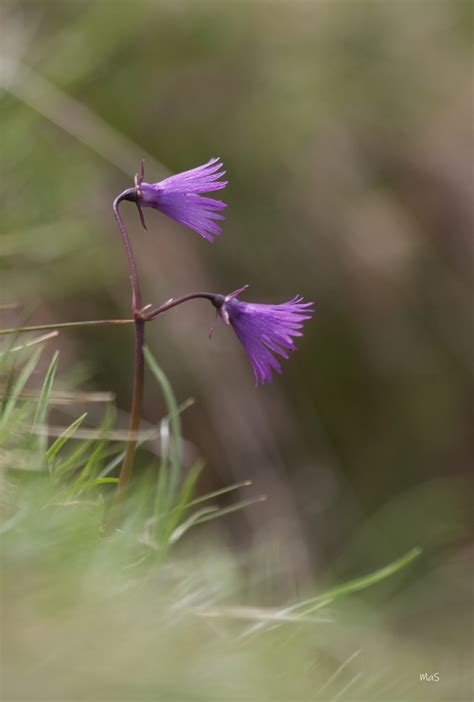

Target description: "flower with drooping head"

left=134, top=157, right=228, bottom=242
left=212, top=285, right=314, bottom=385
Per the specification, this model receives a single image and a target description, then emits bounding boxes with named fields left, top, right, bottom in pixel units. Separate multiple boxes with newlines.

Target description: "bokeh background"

left=1, top=0, right=473, bottom=697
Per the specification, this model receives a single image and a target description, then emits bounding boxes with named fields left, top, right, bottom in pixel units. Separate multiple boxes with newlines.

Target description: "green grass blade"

left=153, top=418, right=170, bottom=546
left=0, top=346, right=43, bottom=433
left=30, top=351, right=59, bottom=455
left=154, top=400, right=193, bottom=511
left=170, top=495, right=266, bottom=544
left=98, top=448, right=126, bottom=478
left=144, top=346, right=182, bottom=504
left=32, top=351, right=58, bottom=429
left=61, top=441, right=107, bottom=500
left=187, top=480, right=252, bottom=508
left=290, top=547, right=423, bottom=615
left=47, top=412, right=88, bottom=462
left=0, top=404, right=35, bottom=450
left=75, top=477, right=119, bottom=494
left=53, top=437, right=95, bottom=478
left=241, top=547, right=423, bottom=641
left=160, top=460, right=204, bottom=543
left=7, top=331, right=59, bottom=354
left=67, top=405, right=116, bottom=494
left=169, top=506, right=221, bottom=543
left=0, top=330, right=24, bottom=373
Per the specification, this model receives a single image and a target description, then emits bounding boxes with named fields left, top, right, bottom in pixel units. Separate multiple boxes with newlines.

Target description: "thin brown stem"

left=113, top=191, right=142, bottom=311
left=111, top=193, right=220, bottom=507
left=115, top=316, right=145, bottom=498
left=112, top=193, right=145, bottom=504
left=144, top=292, right=220, bottom=321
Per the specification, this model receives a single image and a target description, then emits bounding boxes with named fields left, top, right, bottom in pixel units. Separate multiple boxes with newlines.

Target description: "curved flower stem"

left=113, top=191, right=143, bottom=312
left=111, top=191, right=220, bottom=507
left=144, top=292, right=220, bottom=321
left=112, top=192, right=145, bottom=502
left=113, top=290, right=220, bottom=501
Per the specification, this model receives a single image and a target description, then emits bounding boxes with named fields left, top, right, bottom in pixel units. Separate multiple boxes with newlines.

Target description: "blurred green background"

left=1, top=0, right=473, bottom=698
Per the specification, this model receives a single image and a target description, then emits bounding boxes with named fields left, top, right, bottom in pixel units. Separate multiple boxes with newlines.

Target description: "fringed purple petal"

left=223, top=295, right=314, bottom=385
left=139, top=158, right=228, bottom=241
left=151, top=158, right=227, bottom=194
left=151, top=192, right=227, bottom=242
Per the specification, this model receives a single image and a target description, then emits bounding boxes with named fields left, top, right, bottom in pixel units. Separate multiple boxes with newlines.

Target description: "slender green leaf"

left=30, top=351, right=59, bottom=455
left=170, top=506, right=220, bottom=543
left=170, top=496, right=266, bottom=543
left=47, top=412, right=88, bottom=462
left=289, top=547, right=423, bottom=616
left=187, top=480, right=252, bottom=508
left=8, top=331, right=59, bottom=354
left=75, top=477, right=119, bottom=494
left=32, top=351, right=58, bottom=428
left=0, top=346, right=43, bottom=433
left=53, top=436, right=96, bottom=477
left=153, top=417, right=170, bottom=543
left=144, top=346, right=182, bottom=503
left=160, top=461, right=204, bottom=543
left=98, top=448, right=126, bottom=478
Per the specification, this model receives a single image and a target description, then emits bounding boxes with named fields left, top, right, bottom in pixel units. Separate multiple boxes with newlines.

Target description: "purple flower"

left=138, top=157, right=228, bottom=242
left=214, top=286, right=314, bottom=385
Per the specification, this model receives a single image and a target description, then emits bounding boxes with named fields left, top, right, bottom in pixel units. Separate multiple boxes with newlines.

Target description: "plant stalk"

left=115, top=316, right=145, bottom=497
left=144, top=292, right=220, bottom=321
left=112, top=193, right=145, bottom=501
left=113, top=191, right=143, bottom=312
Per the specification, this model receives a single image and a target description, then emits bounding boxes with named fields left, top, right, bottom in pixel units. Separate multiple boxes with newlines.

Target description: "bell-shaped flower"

left=137, top=157, right=228, bottom=242
left=214, top=286, right=314, bottom=385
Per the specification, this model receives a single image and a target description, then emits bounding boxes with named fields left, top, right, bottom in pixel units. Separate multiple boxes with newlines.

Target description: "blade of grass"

left=75, top=477, right=119, bottom=494
left=144, top=346, right=182, bottom=505
left=0, top=330, right=25, bottom=373
left=169, top=506, right=221, bottom=543
left=159, top=460, right=204, bottom=544
left=153, top=417, right=170, bottom=546
left=98, top=448, right=126, bottom=478
left=153, top=398, right=195, bottom=519
left=0, top=319, right=133, bottom=336
left=53, top=435, right=96, bottom=478
left=61, top=440, right=108, bottom=501
left=30, top=350, right=59, bottom=454
left=69, top=405, right=117, bottom=493
left=241, top=547, right=423, bottom=640
left=0, top=346, right=43, bottom=433
left=0, top=404, right=33, bottom=447
left=170, top=495, right=266, bottom=544
left=47, top=412, right=88, bottom=462
left=186, top=480, right=252, bottom=508
left=154, top=478, right=253, bottom=549
left=7, top=331, right=59, bottom=353
left=291, top=546, right=423, bottom=615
